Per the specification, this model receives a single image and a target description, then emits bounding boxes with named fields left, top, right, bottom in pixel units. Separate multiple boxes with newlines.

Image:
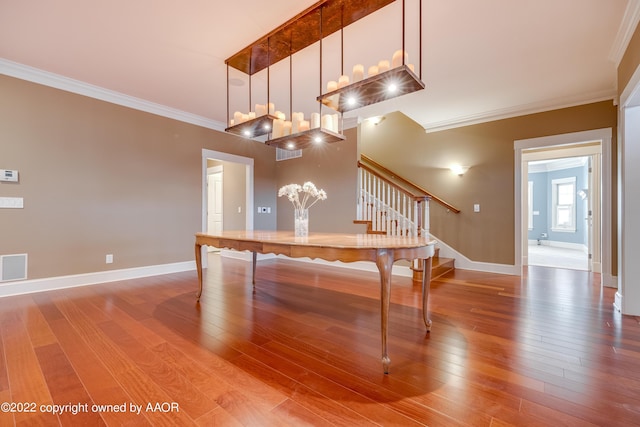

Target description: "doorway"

left=524, top=155, right=594, bottom=271
left=514, top=128, right=614, bottom=287
left=200, top=149, right=254, bottom=267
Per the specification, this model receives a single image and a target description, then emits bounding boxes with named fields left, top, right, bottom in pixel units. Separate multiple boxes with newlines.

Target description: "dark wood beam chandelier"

left=224, top=0, right=424, bottom=150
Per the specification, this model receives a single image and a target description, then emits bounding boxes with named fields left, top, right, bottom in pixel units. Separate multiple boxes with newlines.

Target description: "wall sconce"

left=450, top=164, right=469, bottom=176
left=368, top=116, right=385, bottom=125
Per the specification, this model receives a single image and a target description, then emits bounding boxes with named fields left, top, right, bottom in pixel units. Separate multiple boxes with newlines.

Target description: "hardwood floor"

left=1, top=255, right=639, bottom=426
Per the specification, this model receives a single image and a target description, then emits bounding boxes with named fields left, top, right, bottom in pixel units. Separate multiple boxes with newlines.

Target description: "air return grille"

left=0, top=254, right=28, bottom=282
left=276, top=148, right=302, bottom=161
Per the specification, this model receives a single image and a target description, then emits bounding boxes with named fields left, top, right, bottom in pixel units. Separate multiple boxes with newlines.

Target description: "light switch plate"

left=473, top=203, right=480, bottom=212
left=0, top=197, right=23, bottom=208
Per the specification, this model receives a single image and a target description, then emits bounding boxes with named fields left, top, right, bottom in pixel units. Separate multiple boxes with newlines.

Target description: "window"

left=551, top=177, right=576, bottom=232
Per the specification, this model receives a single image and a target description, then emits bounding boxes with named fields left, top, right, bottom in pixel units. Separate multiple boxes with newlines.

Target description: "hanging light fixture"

left=316, top=0, right=424, bottom=112
left=223, top=0, right=424, bottom=149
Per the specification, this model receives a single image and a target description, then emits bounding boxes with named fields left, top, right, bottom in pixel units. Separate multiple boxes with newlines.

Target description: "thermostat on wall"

left=0, top=170, right=18, bottom=182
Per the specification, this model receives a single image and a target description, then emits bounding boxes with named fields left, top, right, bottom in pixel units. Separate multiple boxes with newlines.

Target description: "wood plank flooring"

left=0, top=254, right=639, bottom=426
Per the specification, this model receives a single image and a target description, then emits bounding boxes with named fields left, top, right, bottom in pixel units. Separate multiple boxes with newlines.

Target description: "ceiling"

left=1, top=0, right=638, bottom=132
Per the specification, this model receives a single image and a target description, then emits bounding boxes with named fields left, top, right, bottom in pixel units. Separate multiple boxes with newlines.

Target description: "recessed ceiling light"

left=243, top=130, right=251, bottom=137
left=314, top=136, right=322, bottom=143
left=287, top=142, right=295, bottom=149
left=387, top=83, right=398, bottom=93
left=347, top=96, right=357, bottom=106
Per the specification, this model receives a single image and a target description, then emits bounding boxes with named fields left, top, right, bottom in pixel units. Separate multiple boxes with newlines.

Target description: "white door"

left=207, top=167, right=223, bottom=251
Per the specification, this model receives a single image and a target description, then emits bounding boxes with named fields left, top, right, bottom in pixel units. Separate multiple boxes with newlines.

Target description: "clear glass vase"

left=294, top=208, right=309, bottom=237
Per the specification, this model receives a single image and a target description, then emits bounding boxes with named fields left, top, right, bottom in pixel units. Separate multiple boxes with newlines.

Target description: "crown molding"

left=609, top=0, right=640, bottom=66
left=423, top=90, right=617, bottom=133
left=343, top=116, right=361, bottom=130
left=0, top=58, right=227, bottom=132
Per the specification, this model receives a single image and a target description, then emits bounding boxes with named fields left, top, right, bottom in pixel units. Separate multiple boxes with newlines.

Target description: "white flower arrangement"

left=278, top=181, right=327, bottom=210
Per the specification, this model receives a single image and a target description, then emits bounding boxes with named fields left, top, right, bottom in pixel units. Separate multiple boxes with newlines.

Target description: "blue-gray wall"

left=528, top=163, right=588, bottom=245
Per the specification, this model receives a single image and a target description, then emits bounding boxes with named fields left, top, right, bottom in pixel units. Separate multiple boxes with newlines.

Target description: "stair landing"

left=411, top=247, right=455, bottom=282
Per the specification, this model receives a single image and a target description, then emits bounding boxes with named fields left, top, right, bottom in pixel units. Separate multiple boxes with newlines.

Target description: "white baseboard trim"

left=276, top=255, right=415, bottom=277
left=222, top=238, right=518, bottom=277
left=220, top=249, right=275, bottom=262
left=0, top=245, right=616, bottom=299
left=220, top=249, right=414, bottom=277
left=528, top=239, right=588, bottom=252
left=0, top=261, right=195, bottom=298
left=430, top=233, right=519, bottom=275
left=614, top=291, right=622, bottom=312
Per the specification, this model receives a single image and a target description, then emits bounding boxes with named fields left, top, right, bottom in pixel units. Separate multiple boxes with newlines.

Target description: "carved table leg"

left=195, top=242, right=203, bottom=301
left=421, top=256, right=433, bottom=331
left=376, top=248, right=394, bottom=374
left=252, top=251, right=257, bottom=287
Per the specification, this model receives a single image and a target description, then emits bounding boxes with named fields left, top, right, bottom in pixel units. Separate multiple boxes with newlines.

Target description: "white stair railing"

left=357, top=167, right=429, bottom=237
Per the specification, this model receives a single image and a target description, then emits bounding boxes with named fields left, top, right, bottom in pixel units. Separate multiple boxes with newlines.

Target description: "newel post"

left=412, top=198, right=425, bottom=282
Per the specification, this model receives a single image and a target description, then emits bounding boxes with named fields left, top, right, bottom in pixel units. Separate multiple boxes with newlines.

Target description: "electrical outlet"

left=106, top=254, right=113, bottom=264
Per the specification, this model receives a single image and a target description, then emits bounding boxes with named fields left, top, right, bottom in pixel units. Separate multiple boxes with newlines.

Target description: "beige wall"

left=0, top=72, right=620, bottom=283
left=275, top=127, right=363, bottom=234
left=0, top=75, right=278, bottom=280
left=618, top=21, right=640, bottom=96
left=361, top=102, right=617, bottom=266
left=222, top=161, right=248, bottom=231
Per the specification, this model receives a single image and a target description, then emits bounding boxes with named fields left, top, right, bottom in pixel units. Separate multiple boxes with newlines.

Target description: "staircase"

left=430, top=247, right=456, bottom=280
left=356, top=155, right=456, bottom=280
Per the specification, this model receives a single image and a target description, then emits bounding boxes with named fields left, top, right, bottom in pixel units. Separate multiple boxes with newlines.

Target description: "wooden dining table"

left=194, top=230, right=436, bottom=373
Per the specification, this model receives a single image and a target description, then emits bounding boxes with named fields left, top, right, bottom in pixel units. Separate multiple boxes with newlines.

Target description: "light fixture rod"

left=226, top=64, right=229, bottom=127
left=340, top=3, right=344, bottom=75
left=289, top=35, right=293, bottom=121
left=319, top=6, right=323, bottom=116
left=419, top=0, right=422, bottom=79
left=402, top=0, right=405, bottom=66
left=267, top=37, right=271, bottom=111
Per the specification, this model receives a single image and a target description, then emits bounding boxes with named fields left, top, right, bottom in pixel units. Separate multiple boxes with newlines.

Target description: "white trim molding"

left=424, top=93, right=616, bottom=133
left=221, top=249, right=418, bottom=277
left=621, top=63, right=640, bottom=108
left=0, top=261, right=194, bottom=298
left=0, top=58, right=226, bottom=131
left=609, top=0, right=640, bottom=66
left=224, top=240, right=520, bottom=277
left=429, top=233, right=519, bottom=275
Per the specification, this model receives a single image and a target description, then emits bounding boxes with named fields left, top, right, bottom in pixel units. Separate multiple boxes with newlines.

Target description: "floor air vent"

left=1, top=254, right=28, bottom=282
